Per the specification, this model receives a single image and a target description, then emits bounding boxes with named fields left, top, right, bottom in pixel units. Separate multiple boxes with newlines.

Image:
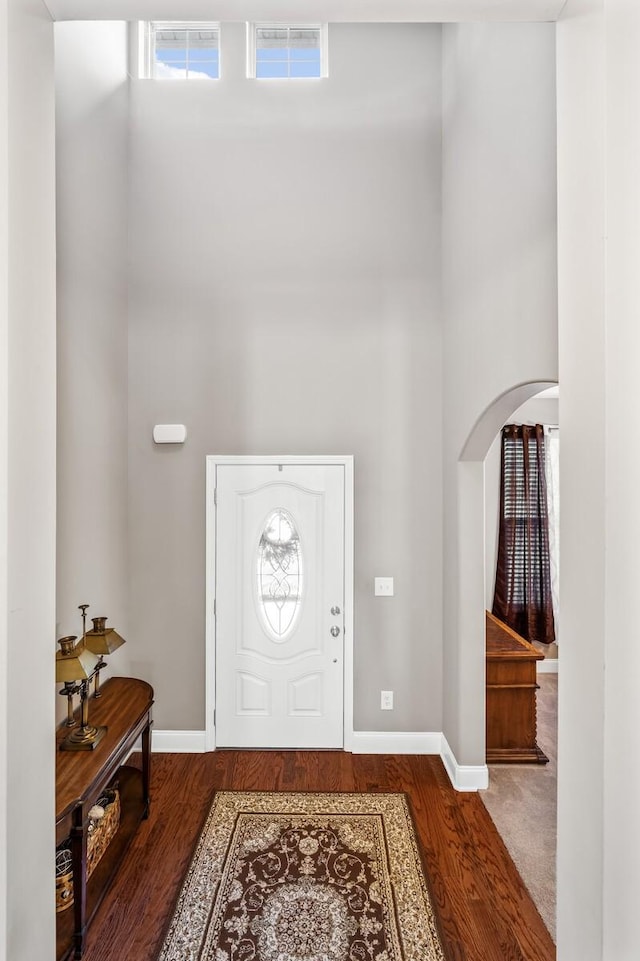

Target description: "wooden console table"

left=56, top=677, right=153, bottom=960
left=486, top=612, right=548, bottom=764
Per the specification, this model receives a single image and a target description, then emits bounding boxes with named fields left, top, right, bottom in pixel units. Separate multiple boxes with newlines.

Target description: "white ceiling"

left=44, top=0, right=568, bottom=23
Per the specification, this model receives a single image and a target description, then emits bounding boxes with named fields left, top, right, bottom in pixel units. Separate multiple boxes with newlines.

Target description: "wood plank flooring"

left=80, top=752, right=555, bottom=961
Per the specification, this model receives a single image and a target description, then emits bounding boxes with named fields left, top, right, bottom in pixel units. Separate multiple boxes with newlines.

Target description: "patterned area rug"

left=157, top=791, right=445, bottom=961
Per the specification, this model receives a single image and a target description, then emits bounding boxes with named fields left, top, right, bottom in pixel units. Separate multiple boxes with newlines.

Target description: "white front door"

left=214, top=462, right=346, bottom=748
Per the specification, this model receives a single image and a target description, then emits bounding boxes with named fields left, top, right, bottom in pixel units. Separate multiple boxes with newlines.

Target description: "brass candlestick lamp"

left=56, top=635, right=106, bottom=751
left=55, top=602, right=126, bottom=750
left=84, top=614, right=126, bottom=697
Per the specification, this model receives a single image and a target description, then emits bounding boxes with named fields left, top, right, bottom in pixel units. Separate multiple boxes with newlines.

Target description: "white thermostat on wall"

left=153, top=424, right=187, bottom=444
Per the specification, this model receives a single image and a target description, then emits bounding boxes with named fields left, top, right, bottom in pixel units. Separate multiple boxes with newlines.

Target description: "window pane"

left=256, top=27, right=289, bottom=47
left=187, top=64, right=218, bottom=79
left=155, top=46, right=185, bottom=63
left=189, top=48, right=219, bottom=62
left=290, top=61, right=320, bottom=78
left=290, top=29, right=320, bottom=47
left=155, top=30, right=187, bottom=47
left=186, top=30, right=217, bottom=45
left=257, top=48, right=288, bottom=62
left=257, top=61, right=289, bottom=79
left=290, top=48, right=321, bottom=61
left=256, top=509, right=303, bottom=641
left=154, top=60, right=188, bottom=78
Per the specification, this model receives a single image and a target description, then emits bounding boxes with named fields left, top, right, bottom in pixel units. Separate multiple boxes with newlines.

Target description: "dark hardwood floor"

left=81, top=752, right=555, bottom=961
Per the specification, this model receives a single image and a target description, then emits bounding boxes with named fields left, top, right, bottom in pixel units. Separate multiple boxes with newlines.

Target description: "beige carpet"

left=157, top=791, right=445, bottom=961
left=480, top=673, right=557, bottom=941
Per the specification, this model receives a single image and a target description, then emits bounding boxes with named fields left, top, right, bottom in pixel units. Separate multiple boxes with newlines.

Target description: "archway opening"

left=458, top=383, right=559, bottom=939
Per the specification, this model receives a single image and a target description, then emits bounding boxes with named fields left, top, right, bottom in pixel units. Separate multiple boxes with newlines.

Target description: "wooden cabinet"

left=56, top=677, right=153, bottom=960
left=485, top=612, right=548, bottom=764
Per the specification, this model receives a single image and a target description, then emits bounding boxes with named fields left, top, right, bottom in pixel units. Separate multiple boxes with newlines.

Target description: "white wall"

left=484, top=396, right=559, bottom=609
left=3, top=2, right=56, bottom=960
left=602, top=4, right=640, bottom=954
left=55, top=22, right=131, bottom=704
left=127, top=22, right=443, bottom=733
left=0, top=0, right=8, bottom=952
left=46, top=0, right=569, bottom=23
left=556, top=3, right=605, bottom=956
left=441, top=22, right=558, bottom=765
left=557, top=2, right=640, bottom=958
left=59, top=20, right=559, bottom=751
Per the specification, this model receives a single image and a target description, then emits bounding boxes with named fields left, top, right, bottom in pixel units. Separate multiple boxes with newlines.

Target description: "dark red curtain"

left=492, top=424, right=556, bottom=645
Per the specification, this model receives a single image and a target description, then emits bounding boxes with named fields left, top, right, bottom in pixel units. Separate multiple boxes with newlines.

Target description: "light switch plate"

left=374, top=577, right=394, bottom=597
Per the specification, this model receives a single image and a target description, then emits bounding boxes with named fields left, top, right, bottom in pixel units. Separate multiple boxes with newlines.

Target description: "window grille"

left=249, top=24, right=327, bottom=79
left=146, top=22, right=220, bottom=80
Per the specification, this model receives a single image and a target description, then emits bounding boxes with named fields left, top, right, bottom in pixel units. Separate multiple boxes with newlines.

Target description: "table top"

left=485, top=611, right=544, bottom=660
left=56, top=676, right=153, bottom=822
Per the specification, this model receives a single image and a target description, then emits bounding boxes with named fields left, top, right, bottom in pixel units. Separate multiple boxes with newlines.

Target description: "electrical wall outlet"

left=375, top=577, right=394, bottom=596
left=381, top=690, right=394, bottom=710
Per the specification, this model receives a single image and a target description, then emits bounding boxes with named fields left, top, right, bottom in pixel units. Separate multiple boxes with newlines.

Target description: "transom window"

left=249, top=24, right=328, bottom=79
left=146, top=22, right=220, bottom=80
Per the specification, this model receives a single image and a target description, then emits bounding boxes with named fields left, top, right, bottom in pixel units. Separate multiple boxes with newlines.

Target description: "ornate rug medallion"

left=157, top=792, right=445, bottom=961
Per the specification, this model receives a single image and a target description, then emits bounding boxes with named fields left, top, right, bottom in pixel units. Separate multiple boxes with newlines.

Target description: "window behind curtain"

left=492, top=424, right=556, bottom=645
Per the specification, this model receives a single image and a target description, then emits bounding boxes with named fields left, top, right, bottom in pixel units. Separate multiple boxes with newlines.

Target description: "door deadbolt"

left=331, top=606, right=341, bottom=616
left=330, top=625, right=341, bottom=637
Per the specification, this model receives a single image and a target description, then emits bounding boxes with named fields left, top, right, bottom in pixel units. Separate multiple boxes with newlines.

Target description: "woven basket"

left=56, top=787, right=120, bottom=912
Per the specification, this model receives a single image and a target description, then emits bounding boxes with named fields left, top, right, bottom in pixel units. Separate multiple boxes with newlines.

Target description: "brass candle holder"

left=84, top=615, right=126, bottom=697
left=55, top=603, right=125, bottom=750
left=56, top=635, right=106, bottom=751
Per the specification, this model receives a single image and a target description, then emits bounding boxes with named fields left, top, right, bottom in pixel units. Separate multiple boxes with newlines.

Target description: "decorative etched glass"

left=257, top=509, right=303, bottom=640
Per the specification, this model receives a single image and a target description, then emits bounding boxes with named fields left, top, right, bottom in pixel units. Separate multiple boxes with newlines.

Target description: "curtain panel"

left=544, top=425, right=560, bottom=645
left=492, top=424, right=556, bottom=645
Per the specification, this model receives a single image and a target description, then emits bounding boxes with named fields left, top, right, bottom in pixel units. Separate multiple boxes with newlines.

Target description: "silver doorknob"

left=330, top=625, right=341, bottom=637
left=331, top=606, right=341, bottom=616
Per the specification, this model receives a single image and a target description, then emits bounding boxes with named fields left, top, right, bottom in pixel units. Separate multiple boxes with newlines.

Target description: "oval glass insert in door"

left=256, top=508, right=304, bottom=641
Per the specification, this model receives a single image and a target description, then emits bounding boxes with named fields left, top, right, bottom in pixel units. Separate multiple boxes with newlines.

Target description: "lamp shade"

left=84, top=617, right=126, bottom=656
left=56, top=636, right=100, bottom=683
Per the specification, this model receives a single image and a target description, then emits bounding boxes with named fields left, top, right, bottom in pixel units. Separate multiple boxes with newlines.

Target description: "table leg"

left=142, top=721, right=152, bottom=818
left=71, top=807, right=88, bottom=959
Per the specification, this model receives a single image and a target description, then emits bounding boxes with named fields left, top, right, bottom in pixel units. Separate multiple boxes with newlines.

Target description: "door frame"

left=205, top=454, right=355, bottom=751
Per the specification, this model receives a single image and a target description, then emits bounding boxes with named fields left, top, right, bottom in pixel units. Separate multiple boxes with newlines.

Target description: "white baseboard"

left=152, top=730, right=207, bottom=753
left=352, top=731, right=487, bottom=792
left=537, top=658, right=559, bottom=674
left=351, top=731, right=442, bottom=755
left=440, top=735, right=489, bottom=792
left=140, top=728, right=488, bottom=792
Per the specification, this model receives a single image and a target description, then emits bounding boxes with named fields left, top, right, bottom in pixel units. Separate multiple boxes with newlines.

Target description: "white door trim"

left=205, top=455, right=354, bottom=752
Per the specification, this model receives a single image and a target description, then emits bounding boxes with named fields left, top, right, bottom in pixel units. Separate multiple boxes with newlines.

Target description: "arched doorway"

left=478, top=383, right=559, bottom=937
left=447, top=380, right=557, bottom=780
